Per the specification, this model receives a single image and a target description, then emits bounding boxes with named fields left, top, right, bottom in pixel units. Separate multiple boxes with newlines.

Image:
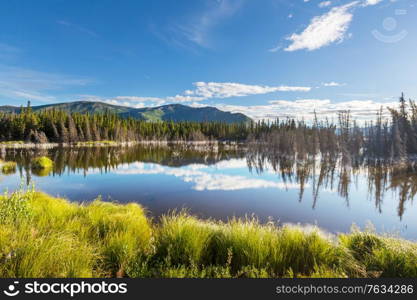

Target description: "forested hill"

left=0, top=101, right=251, bottom=123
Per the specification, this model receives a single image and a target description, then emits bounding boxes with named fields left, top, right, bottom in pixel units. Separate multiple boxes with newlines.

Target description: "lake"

left=1, top=144, right=416, bottom=240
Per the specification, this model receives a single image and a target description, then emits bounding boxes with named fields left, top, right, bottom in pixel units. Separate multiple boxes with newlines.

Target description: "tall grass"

left=0, top=188, right=416, bottom=278
left=0, top=188, right=152, bottom=277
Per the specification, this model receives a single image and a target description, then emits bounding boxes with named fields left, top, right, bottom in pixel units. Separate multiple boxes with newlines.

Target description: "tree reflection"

left=1, top=144, right=416, bottom=220
left=246, top=148, right=417, bottom=220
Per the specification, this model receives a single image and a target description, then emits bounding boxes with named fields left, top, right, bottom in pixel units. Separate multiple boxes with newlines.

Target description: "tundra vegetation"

left=0, top=187, right=416, bottom=278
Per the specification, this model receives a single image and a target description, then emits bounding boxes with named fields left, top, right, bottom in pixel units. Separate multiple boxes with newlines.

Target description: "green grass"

left=1, top=161, right=17, bottom=174
left=76, top=141, right=118, bottom=146
left=0, top=188, right=416, bottom=278
left=31, top=157, right=53, bottom=170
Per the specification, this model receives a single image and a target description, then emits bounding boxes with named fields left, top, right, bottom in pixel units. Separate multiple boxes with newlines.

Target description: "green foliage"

left=155, top=211, right=216, bottom=266
left=154, top=215, right=345, bottom=277
left=0, top=225, right=95, bottom=277
left=0, top=102, right=250, bottom=144
left=340, top=230, right=417, bottom=277
left=0, top=187, right=33, bottom=225
left=0, top=188, right=152, bottom=278
left=1, top=189, right=416, bottom=278
left=2, top=93, right=416, bottom=161
left=1, top=161, right=17, bottom=174
left=32, top=156, right=53, bottom=169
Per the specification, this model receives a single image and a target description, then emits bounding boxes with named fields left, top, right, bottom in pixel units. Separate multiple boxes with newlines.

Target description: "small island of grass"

left=31, top=156, right=54, bottom=169
left=1, top=161, right=17, bottom=174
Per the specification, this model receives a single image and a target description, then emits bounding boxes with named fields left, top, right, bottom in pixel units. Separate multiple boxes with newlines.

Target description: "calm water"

left=1, top=145, right=416, bottom=239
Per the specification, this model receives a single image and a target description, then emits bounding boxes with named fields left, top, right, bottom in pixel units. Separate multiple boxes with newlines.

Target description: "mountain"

left=0, top=101, right=251, bottom=123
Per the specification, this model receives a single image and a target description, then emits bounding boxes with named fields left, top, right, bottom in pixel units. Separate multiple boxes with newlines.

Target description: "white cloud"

left=186, top=82, right=311, bottom=99
left=322, top=81, right=345, bottom=87
left=114, top=161, right=303, bottom=191
left=285, top=2, right=358, bottom=52
left=10, top=91, right=56, bottom=102
left=165, top=94, right=207, bottom=103
left=80, top=81, right=311, bottom=107
left=114, top=96, right=167, bottom=106
left=318, top=1, right=332, bottom=8
left=362, top=0, right=383, bottom=6
left=210, top=98, right=399, bottom=122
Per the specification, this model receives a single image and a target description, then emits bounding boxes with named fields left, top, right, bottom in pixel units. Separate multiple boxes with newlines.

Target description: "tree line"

left=247, top=93, right=417, bottom=162
left=0, top=106, right=249, bottom=143
left=1, top=94, right=416, bottom=161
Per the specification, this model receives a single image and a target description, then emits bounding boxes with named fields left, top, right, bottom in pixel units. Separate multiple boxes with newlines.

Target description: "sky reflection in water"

left=0, top=146, right=416, bottom=240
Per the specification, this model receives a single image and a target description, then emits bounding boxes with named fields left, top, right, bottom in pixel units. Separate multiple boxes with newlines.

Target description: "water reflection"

left=246, top=149, right=417, bottom=220
left=1, top=145, right=416, bottom=234
left=1, top=145, right=243, bottom=182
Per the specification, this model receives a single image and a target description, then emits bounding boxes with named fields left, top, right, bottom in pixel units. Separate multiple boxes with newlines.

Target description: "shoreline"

left=0, top=140, right=246, bottom=150
left=1, top=141, right=416, bottom=163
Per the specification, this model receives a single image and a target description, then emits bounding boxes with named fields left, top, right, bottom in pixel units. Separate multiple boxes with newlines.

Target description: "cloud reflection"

left=114, top=160, right=305, bottom=191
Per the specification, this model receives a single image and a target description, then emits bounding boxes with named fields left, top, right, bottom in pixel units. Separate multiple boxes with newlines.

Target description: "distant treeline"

left=0, top=107, right=249, bottom=142
left=1, top=94, right=416, bottom=160
left=248, top=93, right=417, bottom=162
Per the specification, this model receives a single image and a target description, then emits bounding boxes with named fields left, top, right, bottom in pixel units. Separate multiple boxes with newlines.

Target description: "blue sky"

left=0, top=0, right=416, bottom=121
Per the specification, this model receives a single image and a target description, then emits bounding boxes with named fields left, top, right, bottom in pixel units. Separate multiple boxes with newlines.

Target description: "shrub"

left=31, top=156, right=53, bottom=170
left=155, top=211, right=216, bottom=266
left=1, top=161, right=17, bottom=174
left=0, top=226, right=95, bottom=277
left=0, top=187, right=34, bottom=225
left=82, top=200, right=153, bottom=276
left=340, top=231, right=417, bottom=277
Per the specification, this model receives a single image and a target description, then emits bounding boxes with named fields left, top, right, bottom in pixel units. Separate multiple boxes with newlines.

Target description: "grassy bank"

left=0, top=188, right=416, bottom=278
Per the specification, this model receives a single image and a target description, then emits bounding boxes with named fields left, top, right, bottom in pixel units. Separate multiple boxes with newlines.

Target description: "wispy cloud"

left=153, top=0, right=242, bottom=50
left=114, top=161, right=302, bottom=191
left=280, top=0, right=385, bottom=52
left=0, top=43, right=21, bottom=61
left=205, top=98, right=399, bottom=122
left=91, top=96, right=399, bottom=123
left=184, top=82, right=311, bottom=99
left=284, top=1, right=358, bottom=52
left=81, top=81, right=311, bottom=107
left=362, top=0, right=383, bottom=7
left=57, top=20, right=98, bottom=37
left=0, top=66, right=93, bottom=103
left=318, top=1, right=332, bottom=8
left=322, top=81, right=346, bottom=87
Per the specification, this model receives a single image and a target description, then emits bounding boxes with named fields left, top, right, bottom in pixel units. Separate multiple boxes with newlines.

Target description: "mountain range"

left=0, top=101, right=251, bottom=123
